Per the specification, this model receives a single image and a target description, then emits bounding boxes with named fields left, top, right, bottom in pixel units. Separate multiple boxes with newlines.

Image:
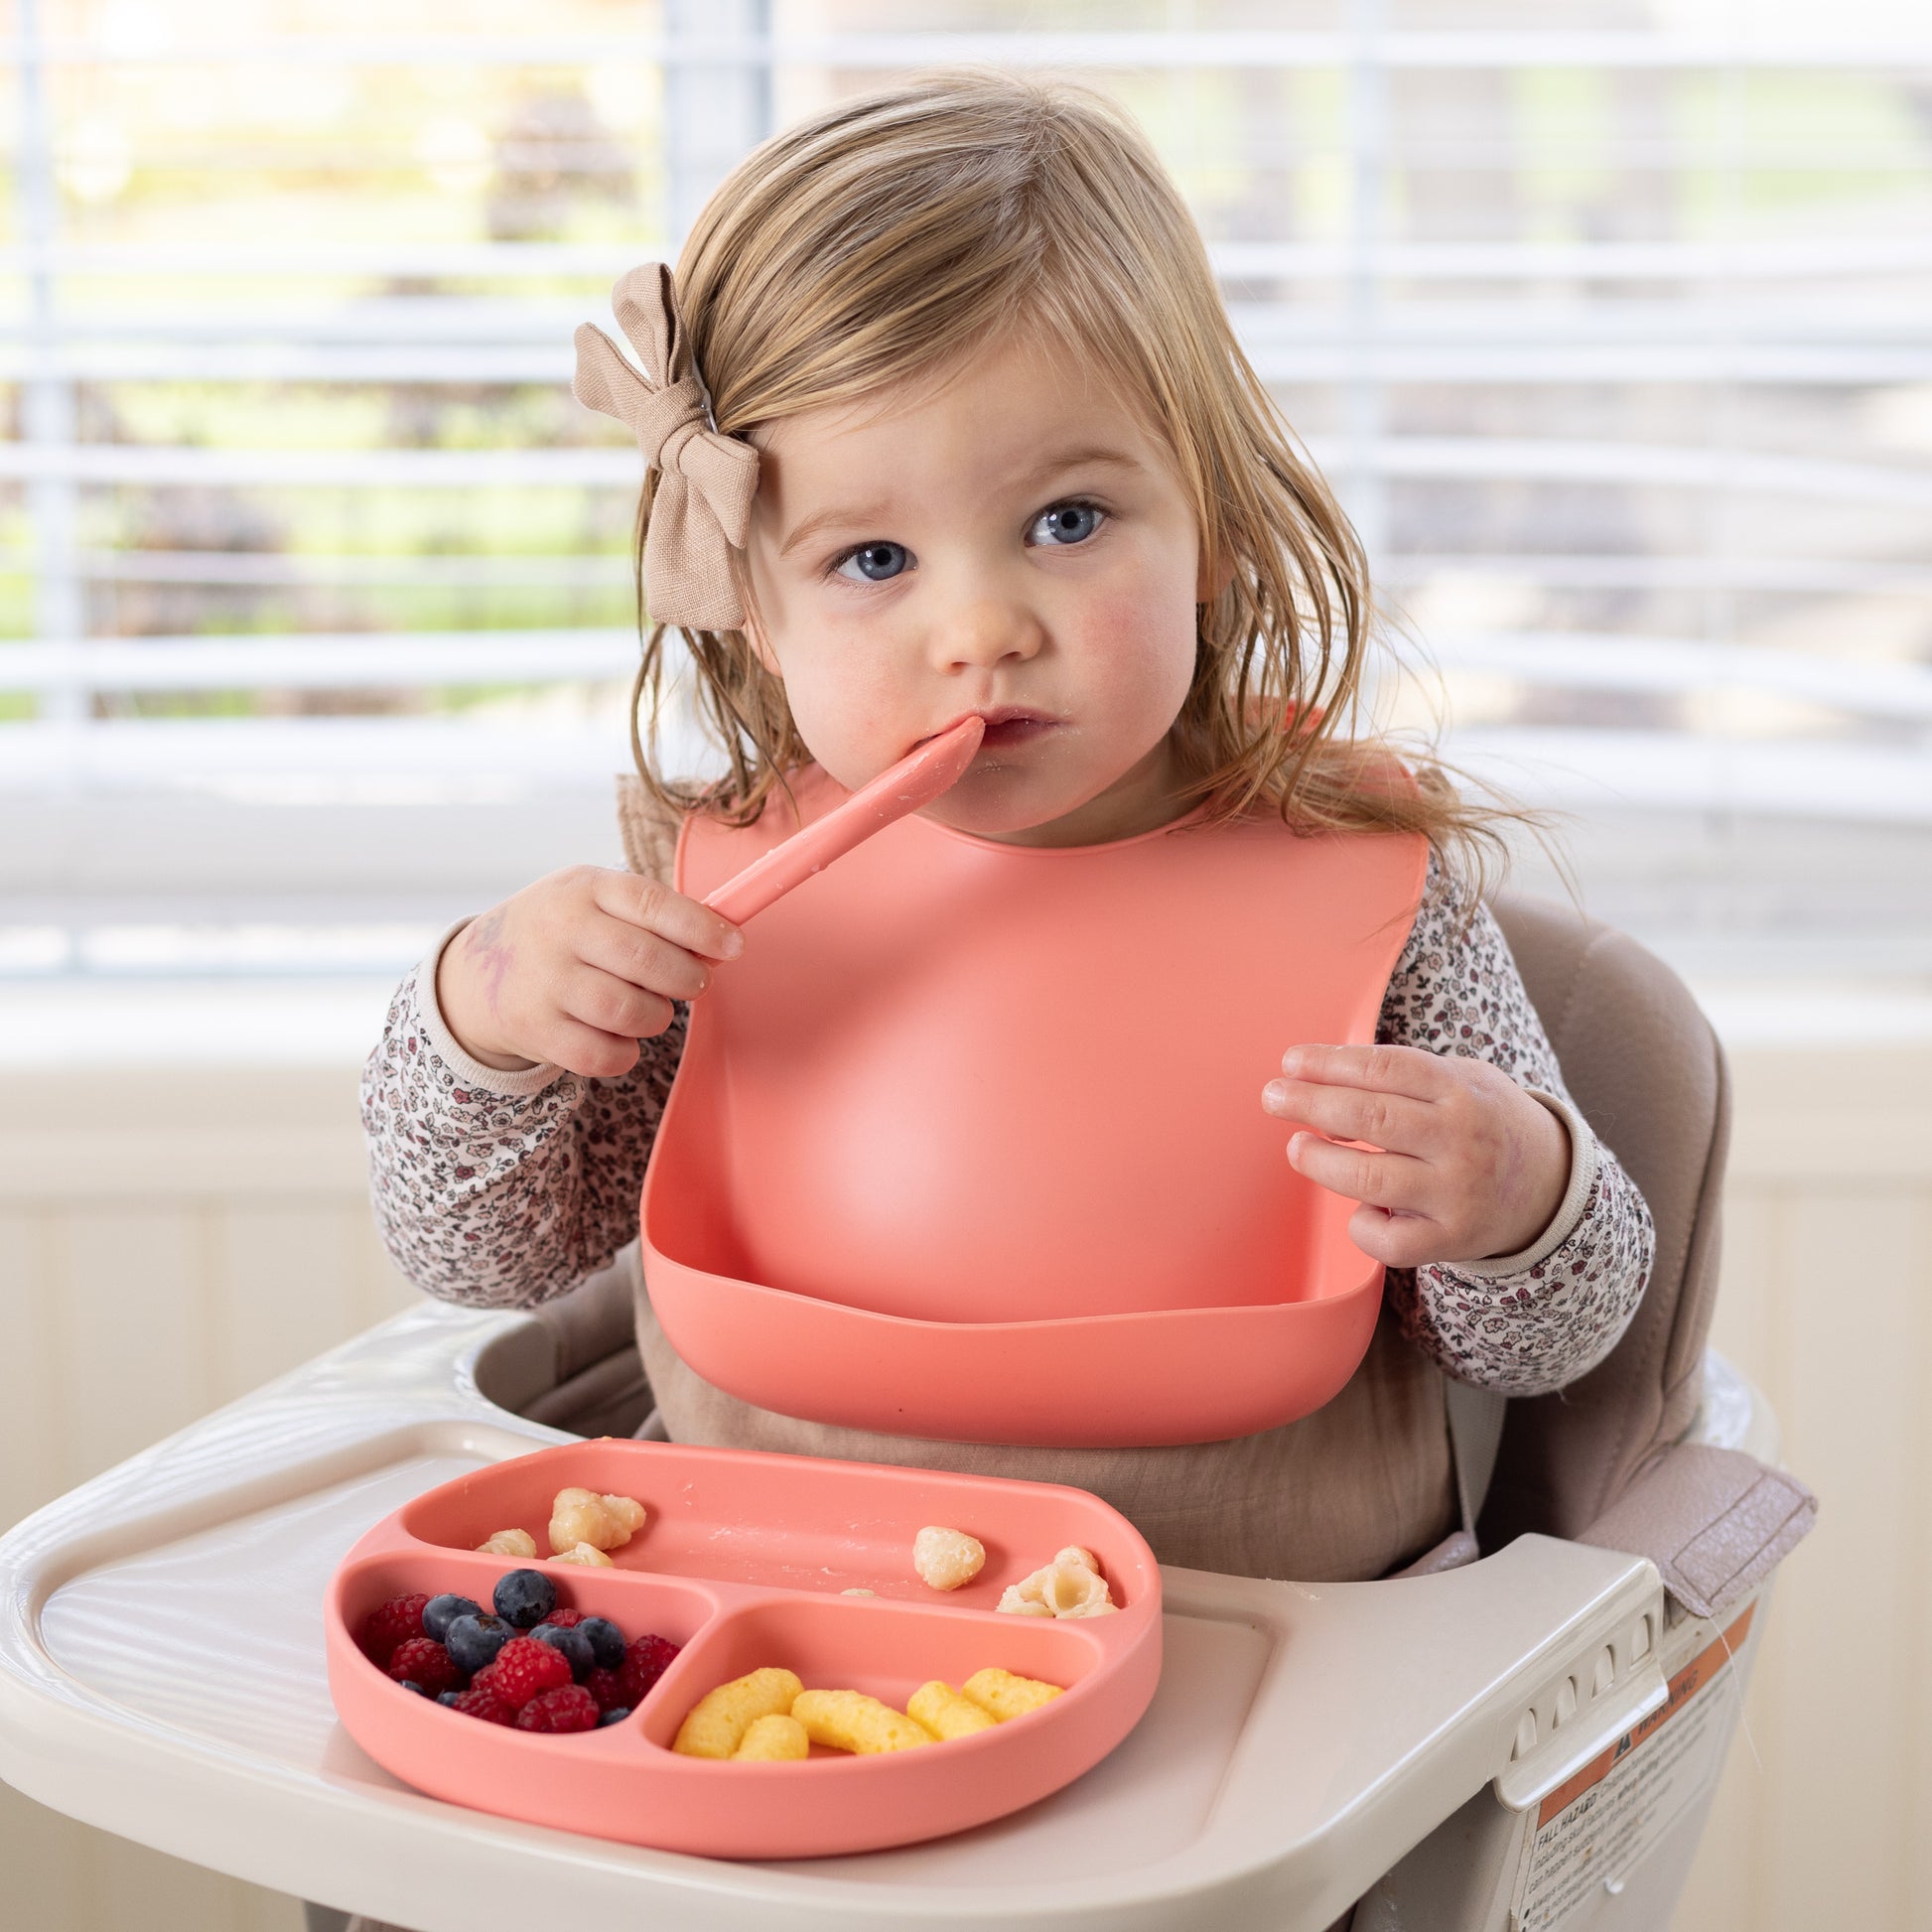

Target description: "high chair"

left=0, top=897, right=1813, bottom=1932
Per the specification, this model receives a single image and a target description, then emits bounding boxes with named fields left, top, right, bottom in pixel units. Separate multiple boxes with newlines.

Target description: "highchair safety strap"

left=1390, top=1380, right=1505, bottom=1577
left=1448, top=1379, right=1507, bottom=1541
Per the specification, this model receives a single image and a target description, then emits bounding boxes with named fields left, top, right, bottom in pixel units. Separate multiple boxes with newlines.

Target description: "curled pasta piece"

left=995, top=1589, right=1054, bottom=1616
left=996, top=1551, right=1116, bottom=1618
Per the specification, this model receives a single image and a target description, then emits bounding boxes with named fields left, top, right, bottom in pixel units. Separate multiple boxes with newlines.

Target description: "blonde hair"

left=628, top=69, right=1507, bottom=873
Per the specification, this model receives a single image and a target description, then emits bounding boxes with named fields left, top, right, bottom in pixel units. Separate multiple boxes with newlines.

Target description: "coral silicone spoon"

left=703, top=714, right=987, bottom=926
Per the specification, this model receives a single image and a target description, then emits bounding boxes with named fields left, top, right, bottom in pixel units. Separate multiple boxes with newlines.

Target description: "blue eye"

left=835, top=541, right=910, bottom=583
left=1029, top=501, right=1104, bottom=546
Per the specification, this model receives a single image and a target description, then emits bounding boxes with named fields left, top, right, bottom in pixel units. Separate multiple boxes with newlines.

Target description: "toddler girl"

left=362, top=71, right=1653, bottom=1586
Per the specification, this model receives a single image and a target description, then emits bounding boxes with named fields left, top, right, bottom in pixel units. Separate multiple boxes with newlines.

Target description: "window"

left=4, top=1, right=1928, bottom=986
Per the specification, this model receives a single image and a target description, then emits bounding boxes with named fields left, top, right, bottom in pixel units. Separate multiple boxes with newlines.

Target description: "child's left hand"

left=1261, top=1043, right=1571, bottom=1269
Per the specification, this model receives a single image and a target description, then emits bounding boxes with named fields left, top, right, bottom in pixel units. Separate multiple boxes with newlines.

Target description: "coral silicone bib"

left=641, top=768, right=1427, bottom=1445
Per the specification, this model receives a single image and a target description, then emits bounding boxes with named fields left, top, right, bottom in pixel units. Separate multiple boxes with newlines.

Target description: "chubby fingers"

left=1261, top=1042, right=1461, bottom=1160
left=1284, top=1131, right=1436, bottom=1215
left=1272, top=1041, right=1458, bottom=1101
left=531, top=870, right=744, bottom=1079
left=591, top=868, right=745, bottom=964
left=1284, top=1127, right=1456, bottom=1269
left=553, top=959, right=678, bottom=1046
left=1261, top=1074, right=1433, bottom=1158
left=577, top=907, right=714, bottom=1006
left=1260, top=1040, right=1570, bottom=1266
left=1262, top=1041, right=1459, bottom=1259
left=1343, top=1202, right=1457, bottom=1271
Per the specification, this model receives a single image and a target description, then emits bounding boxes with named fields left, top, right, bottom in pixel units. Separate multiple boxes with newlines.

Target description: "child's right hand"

left=435, top=866, right=743, bottom=1077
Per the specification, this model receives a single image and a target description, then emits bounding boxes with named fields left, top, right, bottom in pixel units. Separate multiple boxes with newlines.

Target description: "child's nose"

left=933, top=598, right=1044, bottom=671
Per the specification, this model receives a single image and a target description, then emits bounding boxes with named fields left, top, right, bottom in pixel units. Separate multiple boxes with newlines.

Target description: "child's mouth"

left=920, top=708, right=1057, bottom=756
left=979, top=712, right=1055, bottom=751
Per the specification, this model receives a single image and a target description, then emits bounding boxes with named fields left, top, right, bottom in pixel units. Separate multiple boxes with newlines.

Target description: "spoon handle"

left=704, top=716, right=986, bottom=926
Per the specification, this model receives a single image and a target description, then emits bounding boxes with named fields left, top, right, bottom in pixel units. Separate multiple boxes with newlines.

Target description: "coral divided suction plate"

left=326, top=1438, right=1161, bottom=1860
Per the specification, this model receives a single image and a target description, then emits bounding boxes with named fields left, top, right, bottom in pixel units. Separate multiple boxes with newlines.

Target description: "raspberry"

left=538, top=1607, right=584, bottom=1629
left=585, top=1666, right=626, bottom=1714
left=448, top=1684, right=517, bottom=1726
left=474, top=1634, right=572, bottom=1710
left=619, top=1632, right=679, bottom=1706
left=386, top=1637, right=460, bottom=1697
left=358, top=1592, right=429, bottom=1668
left=515, top=1684, right=600, bottom=1733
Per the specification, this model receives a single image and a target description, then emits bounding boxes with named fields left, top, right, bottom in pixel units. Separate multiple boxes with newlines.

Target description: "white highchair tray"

left=0, top=1303, right=1683, bottom=1932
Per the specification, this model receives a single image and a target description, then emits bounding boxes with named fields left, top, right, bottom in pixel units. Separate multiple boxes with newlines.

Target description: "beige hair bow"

left=573, top=263, right=759, bottom=632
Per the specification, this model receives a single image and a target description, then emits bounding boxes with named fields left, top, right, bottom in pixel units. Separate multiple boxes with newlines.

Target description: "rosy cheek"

left=1069, top=585, right=1195, bottom=707
left=782, top=648, right=909, bottom=785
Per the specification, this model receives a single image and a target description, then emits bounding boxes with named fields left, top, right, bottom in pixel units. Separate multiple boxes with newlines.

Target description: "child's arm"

left=1262, top=853, right=1656, bottom=1396
left=360, top=855, right=741, bottom=1310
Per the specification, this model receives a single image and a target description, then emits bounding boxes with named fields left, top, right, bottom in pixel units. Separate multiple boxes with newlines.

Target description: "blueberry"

left=437, top=1690, right=463, bottom=1707
left=596, top=1706, right=631, bottom=1727
left=577, top=1616, right=625, bottom=1672
left=422, top=1592, right=483, bottom=1644
left=492, top=1569, right=557, bottom=1630
left=445, top=1611, right=512, bottom=1677
left=532, top=1622, right=595, bottom=1682
left=398, top=1680, right=428, bottom=1697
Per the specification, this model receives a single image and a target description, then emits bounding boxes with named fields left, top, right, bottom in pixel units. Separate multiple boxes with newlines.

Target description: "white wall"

left=1673, top=1041, right=1932, bottom=1931
left=0, top=1038, right=1925, bottom=1930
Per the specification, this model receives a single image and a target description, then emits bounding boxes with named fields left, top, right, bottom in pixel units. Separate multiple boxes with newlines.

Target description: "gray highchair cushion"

left=1480, top=896, right=1814, bottom=1609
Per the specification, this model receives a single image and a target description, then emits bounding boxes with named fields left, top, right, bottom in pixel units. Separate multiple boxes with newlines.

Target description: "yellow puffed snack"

left=672, top=1667, right=805, bottom=1759
left=907, top=1680, right=998, bottom=1741
left=548, top=1486, right=647, bottom=1556
left=553, top=1540, right=614, bottom=1567
left=732, top=1714, right=810, bottom=1762
left=791, top=1688, right=932, bottom=1754
left=476, top=1528, right=537, bottom=1558
left=961, top=1667, right=1065, bottom=1723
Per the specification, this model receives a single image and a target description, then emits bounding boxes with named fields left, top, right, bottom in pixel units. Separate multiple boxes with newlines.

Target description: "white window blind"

left=2, top=0, right=1929, bottom=981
